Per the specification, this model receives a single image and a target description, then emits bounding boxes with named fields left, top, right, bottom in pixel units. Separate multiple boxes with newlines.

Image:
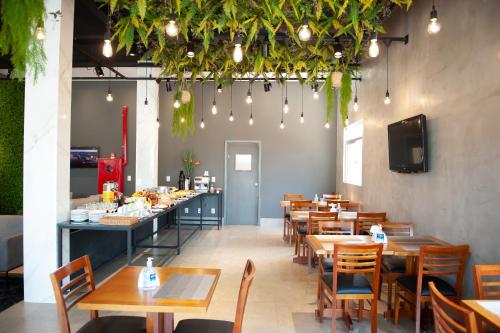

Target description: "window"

left=343, top=121, right=363, bottom=186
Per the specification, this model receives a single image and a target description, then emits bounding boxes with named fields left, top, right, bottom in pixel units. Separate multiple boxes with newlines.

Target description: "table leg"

left=307, top=243, right=312, bottom=273
left=127, top=230, right=132, bottom=265
left=147, top=313, right=174, bottom=333
left=57, top=225, right=62, bottom=267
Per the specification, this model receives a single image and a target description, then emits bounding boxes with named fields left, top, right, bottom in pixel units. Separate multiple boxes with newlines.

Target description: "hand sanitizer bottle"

left=138, top=257, right=160, bottom=290
left=313, top=194, right=319, bottom=202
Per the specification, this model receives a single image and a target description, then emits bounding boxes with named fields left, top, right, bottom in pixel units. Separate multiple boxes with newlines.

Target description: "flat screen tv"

left=388, top=114, right=428, bottom=173
left=70, top=147, right=99, bottom=168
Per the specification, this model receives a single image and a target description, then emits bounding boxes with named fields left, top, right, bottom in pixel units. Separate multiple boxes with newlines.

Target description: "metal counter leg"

left=127, top=230, right=133, bottom=264
left=176, top=208, right=181, bottom=255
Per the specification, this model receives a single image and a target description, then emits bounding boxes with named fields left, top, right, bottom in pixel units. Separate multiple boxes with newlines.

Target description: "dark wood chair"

left=290, top=200, right=317, bottom=254
left=429, top=281, right=479, bottom=333
left=473, top=264, right=500, bottom=299
left=355, top=212, right=386, bottom=235
left=283, top=194, right=304, bottom=242
left=49, top=255, right=146, bottom=333
left=338, top=202, right=361, bottom=212
left=394, top=245, right=469, bottom=332
left=175, top=260, right=256, bottom=333
left=379, top=222, right=414, bottom=313
left=318, top=243, right=383, bottom=333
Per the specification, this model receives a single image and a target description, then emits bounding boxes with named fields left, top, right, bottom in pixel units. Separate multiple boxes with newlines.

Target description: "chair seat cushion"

left=396, top=275, right=457, bottom=297
left=174, top=319, right=234, bottom=333
left=321, top=258, right=333, bottom=273
left=382, top=257, right=407, bottom=273
left=77, top=316, right=146, bottom=333
left=298, top=226, right=308, bottom=235
left=322, top=274, right=373, bottom=294
left=285, top=213, right=290, bottom=220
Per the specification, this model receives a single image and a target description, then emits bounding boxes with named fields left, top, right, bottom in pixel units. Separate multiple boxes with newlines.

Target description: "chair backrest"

left=50, top=255, right=96, bottom=333
left=290, top=200, right=316, bottom=212
left=233, top=260, right=256, bottom=333
left=323, top=193, right=342, bottom=200
left=473, top=264, right=500, bottom=299
left=356, top=212, right=387, bottom=235
left=417, top=245, right=469, bottom=300
left=380, top=222, right=414, bottom=237
left=339, top=202, right=362, bottom=212
left=332, top=243, right=383, bottom=297
left=308, top=212, right=338, bottom=234
left=429, top=281, right=478, bottom=333
left=284, top=193, right=304, bottom=200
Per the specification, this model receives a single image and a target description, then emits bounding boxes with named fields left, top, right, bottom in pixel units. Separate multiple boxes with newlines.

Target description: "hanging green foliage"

left=172, top=90, right=195, bottom=140
left=325, top=72, right=335, bottom=124
left=339, top=71, right=352, bottom=127
left=0, top=0, right=46, bottom=80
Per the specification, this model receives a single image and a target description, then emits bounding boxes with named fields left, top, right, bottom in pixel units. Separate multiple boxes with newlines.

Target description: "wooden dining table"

left=462, top=300, right=500, bottom=330
left=79, top=266, right=221, bottom=333
left=279, top=199, right=350, bottom=208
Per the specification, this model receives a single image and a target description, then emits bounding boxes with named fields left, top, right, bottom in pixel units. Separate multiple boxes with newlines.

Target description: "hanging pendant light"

left=353, top=79, right=359, bottom=112
left=143, top=68, right=149, bottom=112
left=300, top=85, right=305, bottom=124
left=324, top=122, right=330, bottom=129
left=200, top=83, right=205, bottom=128
left=233, top=34, right=243, bottom=63
left=105, top=69, right=113, bottom=102
left=228, top=84, right=234, bottom=121
left=384, top=43, right=391, bottom=105
left=249, top=102, right=254, bottom=125
left=427, top=0, right=441, bottom=35
left=173, top=98, right=181, bottom=109
left=280, top=84, right=285, bottom=129
left=211, top=82, right=218, bottom=114
left=217, top=84, right=223, bottom=93
left=186, top=42, right=195, bottom=58
left=298, top=16, right=311, bottom=42
left=368, top=31, right=379, bottom=58
left=283, top=80, right=289, bottom=114
left=166, top=14, right=179, bottom=37
left=156, top=117, right=160, bottom=128
left=102, top=10, right=113, bottom=58
left=35, top=26, right=46, bottom=41
left=312, top=83, right=319, bottom=99
left=246, top=81, right=253, bottom=104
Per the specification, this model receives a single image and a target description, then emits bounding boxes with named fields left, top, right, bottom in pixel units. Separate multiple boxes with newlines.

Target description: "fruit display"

left=131, top=191, right=159, bottom=206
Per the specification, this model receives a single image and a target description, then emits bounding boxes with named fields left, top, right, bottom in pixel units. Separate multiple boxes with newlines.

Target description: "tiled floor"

left=0, top=221, right=414, bottom=333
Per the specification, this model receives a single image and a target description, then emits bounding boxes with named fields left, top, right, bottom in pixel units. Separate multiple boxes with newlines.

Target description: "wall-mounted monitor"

left=70, top=147, right=99, bottom=168
left=388, top=114, right=428, bottom=173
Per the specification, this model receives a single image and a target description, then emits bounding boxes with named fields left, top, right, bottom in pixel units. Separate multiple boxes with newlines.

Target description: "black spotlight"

left=264, top=82, right=272, bottom=92
left=94, top=66, right=104, bottom=77
left=165, top=78, right=172, bottom=92
left=155, top=77, right=162, bottom=84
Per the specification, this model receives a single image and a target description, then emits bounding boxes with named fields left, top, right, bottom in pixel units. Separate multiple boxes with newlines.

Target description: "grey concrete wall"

left=158, top=81, right=337, bottom=218
left=336, top=0, right=500, bottom=297
left=70, top=81, right=137, bottom=197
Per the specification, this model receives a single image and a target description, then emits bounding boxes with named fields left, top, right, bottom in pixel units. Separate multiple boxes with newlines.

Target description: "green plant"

left=339, top=70, right=352, bottom=126
left=172, top=89, right=195, bottom=140
left=0, top=0, right=46, bottom=80
left=181, top=150, right=200, bottom=178
left=0, top=81, right=24, bottom=214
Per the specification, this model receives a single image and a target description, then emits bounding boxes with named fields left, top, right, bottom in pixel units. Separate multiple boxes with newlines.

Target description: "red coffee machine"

left=97, top=105, right=128, bottom=194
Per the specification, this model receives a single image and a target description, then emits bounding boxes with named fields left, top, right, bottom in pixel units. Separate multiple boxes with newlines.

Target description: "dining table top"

left=462, top=300, right=500, bottom=329
left=78, top=266, right=221, bottom=313
left=306, top=234, right=451, bottom=257
left=280, top=199, right=350, bottom=208
left=290, top=210, right=358, bottom=221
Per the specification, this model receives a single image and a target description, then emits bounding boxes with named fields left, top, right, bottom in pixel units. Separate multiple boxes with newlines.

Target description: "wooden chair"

left=379, top=222, right=414, bottom=313
left=394, top=245, right=469, bottom=332
left=175, top=260, right=256, bottom=333
left=49, top=255, right=146, bottom=333
left=323, top=193, right=342, bottom=200
left=290, top=200, right=317, bottom=253
left=355, top=212, right=386, bottom=235
left=318, top=243, right=383, bottom=333
left=473, top=264, right=500, bottom=299
left=283, top=194, right=304, bottom=242
left=429, top=281, right=479, bottom=333
left=338, top=202, right=361, bottom=212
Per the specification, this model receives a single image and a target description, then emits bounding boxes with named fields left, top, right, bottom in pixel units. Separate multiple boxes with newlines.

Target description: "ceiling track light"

left=427, top=0, right=441, bottom=34
left=298, top=16, right=312, bottom=42
left=186, top=42, right=195, bottom=58
left=166, top=14, right=179, bottom=37
left=165, top=78, right=172, bottom=92
left=94, top=66, right=104, bottom=77
left=233, top=34, right=243, bottom=63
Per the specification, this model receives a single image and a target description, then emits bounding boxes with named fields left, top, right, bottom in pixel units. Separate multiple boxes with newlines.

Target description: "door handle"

left=254, top=183, right=259, bottom=187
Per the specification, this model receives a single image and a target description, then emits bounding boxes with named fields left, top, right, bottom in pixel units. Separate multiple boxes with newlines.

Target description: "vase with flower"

left=181, top=150, right=200, bottom=190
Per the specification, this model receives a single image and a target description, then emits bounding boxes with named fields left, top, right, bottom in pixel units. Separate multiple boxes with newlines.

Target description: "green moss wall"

left=0, top=81, right=24, bottom=214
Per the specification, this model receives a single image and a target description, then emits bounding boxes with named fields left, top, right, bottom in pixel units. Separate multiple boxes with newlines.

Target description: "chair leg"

left=387, top=277, right=393, bottom=311
left=358, top=300, right=364, bottom=322
left=318, top=283, right=324, bottom=323
left=331, top=294, right=337, bottom=333
left=371, top=299, right=378, bottom=333
left=394, top=284, right=401, bottom=325
left=415, top=296, right=421, bottom=333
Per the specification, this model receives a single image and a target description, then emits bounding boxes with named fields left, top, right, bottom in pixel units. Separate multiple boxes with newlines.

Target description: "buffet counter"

left=57, top=192, right=222, bottom=268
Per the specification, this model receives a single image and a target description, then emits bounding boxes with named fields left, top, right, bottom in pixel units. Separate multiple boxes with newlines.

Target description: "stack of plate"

left=71, top=209, right=89, bottom=222
left=89, top=210, right=106, bottom=223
